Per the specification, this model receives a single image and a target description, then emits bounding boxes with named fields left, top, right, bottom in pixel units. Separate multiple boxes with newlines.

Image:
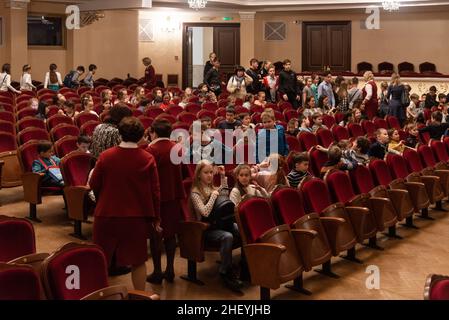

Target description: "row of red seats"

left=0, top=215, right=159, bottom=300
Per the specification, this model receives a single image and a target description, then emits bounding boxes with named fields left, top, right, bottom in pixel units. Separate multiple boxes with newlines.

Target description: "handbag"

left=401, top=87, right=410, bottom=106
left=205, top=187, right=235, bottom=231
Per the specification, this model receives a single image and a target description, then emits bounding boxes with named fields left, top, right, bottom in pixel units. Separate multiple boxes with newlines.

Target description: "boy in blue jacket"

left=256, top=111, right=289, bottom=163
left=32, top=141, right=64, bottom=187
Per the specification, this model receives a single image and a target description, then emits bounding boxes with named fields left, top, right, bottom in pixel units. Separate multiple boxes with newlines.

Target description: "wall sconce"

left=160, top=16, right=179, bottom=33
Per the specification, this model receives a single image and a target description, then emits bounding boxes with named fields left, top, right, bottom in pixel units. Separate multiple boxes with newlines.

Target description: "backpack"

left=63, top=70, right=77, bottom=88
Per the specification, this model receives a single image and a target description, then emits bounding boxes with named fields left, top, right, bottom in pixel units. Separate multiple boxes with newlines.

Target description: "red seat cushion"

left=349, top=165, right=375, bottom=194
left=430, top=280, right=449, bottom=300
left=403, top=149, right=424, bottom=172
left=301, top=178, right=332, bottom=214
left=325, top=171, right=355, bottom=203
left=386, top=154, right=409, bottom=179
left=316, top=129, right=334, bottom=148
left=369, top=160, right=393, bottom=186
left=61, top=152, right=93, bottom=187
left=238, top=198, right=276, bottom=244
left=0, top=217, right=36, bottom=262
left=0, top=265, right=41, bottom=300
left=298, top=131, right=318, bottom=151
left=271, top=188, right=305, bottom=226
left=45, top=246, right=109, bottom=300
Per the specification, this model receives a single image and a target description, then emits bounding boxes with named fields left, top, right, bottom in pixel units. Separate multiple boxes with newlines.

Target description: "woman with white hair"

left=361, top=71, right=378, bottom=119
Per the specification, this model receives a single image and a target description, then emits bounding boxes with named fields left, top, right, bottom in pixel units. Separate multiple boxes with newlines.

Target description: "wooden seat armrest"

left=127, top=290, right=160, bottom=300
left=291, top=229, right=317, bottom=271
left=64, top=186, right=90, bottom=221
left=178, top=221, right=210, bottom=262
left=320, top=217, right=345, bottom=256
left=22, top=172, right=44, bottom=204
left=345, top=206, right=369, bottom=243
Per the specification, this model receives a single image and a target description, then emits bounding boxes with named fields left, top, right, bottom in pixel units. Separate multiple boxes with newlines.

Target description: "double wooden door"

left=302, top=22, right=351, bottom=73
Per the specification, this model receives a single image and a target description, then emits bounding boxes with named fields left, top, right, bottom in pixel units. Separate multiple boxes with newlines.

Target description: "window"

left=27, top=15, right=64, bottom=47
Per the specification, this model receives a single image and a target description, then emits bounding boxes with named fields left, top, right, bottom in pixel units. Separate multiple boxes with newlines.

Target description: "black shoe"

left=163, top=271, right=175, bottom=283
left=146, top=272, right=164, bottom=285
left=220, top=272, right=244, bottom=293
left=108, top=266, right=131, bottom=276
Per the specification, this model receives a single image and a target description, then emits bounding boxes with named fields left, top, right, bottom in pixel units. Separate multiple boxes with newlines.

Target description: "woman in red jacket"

left=90, top=116, right=161, bottom=291
left=146, top=119, right=186, bottom=284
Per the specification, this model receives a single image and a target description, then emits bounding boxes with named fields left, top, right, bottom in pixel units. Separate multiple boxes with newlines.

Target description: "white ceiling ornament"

left=188, top=0, right=208, bottom=10
left=382, top=0, right=401, bottom=11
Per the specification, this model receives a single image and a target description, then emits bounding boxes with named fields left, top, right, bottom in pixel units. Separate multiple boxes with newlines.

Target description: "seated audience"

left=131, top=86, right=146, bottom=106
left=77, top=135, right=91, bottom=153
left=286, top=118, right=299, bottom=136
left=218, top=106, right=242, bottom=130
left=388, top=129, right=406, bottom=155
left=419, top=111, right=449, bottom=140
left=81, top=94, right=98, bottom=116
left=405, top=123, right=419, bottom=148
left=298, top=114, right=313, bottom=133
left=311, top=112, right=328, bottom=133
left=60, top=100, right=79, bottom=118
left=256, top=111, right=289, bottom=162
left=254, top=91, right=267, bottom=107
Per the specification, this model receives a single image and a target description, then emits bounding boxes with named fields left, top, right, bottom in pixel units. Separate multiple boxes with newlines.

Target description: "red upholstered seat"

left=18, top=128, right=50, bottom=145
left=185, top=103, right=201, bottom=114
left=332, top=125, right=350, bottom=141
left=301, top=178, right=332, bottom=214
left=17, top=107, right=37, bottom=120
left=217, top=99, right=228, bottom=109
left=50, top=124, right=80, bottom=142
left=137, top=116, right=153, bottom=129
left=16, top=95, right=34, bottom=105
left=165, top=105, right=183, bottom=117
left=271, top=188, right=306, bottom=226
left=309, top=148, right=328, bottom=177
left=373, top=117, right=388, bottom=129
left=325, top=170, right=356, bottom=204
left=202, top=102, right=218, bottom=112
left=17, top=101, right=31, bottom=111
left=0, top=120, right=15, bottom=135
left=369, top=159, right=394, bottom=186
left=286, top=135, right=301, bottom=152
left=403, top=148, right=424, bottom=172
left=386, top=154, right=410, bottom=180
left=348, top=123, right=364, bottom=138
left=321, top=114, right=336, bottom=129
left=41, top=243, right=109, bottom=300
left=47, top=106, right=60, bottom=118
left=283, top=109, right=298, bottom=122
left=155, top=113, right=177, bottom=124
left=197, top=109, right=216, bottom=121
left=349, top=165, right=375, bottom=194
left=418, top=145, right=438, bottom=168
left=80, top=120, right=100, bottom=137
left=298, top=131, right=317, bottom=151
left=0, top=132, right=17, bottom=153
left=316, top=128, right=334, bottom=148
left=54, top=136, right=78, bottom=158
left=131, top=109, right=143, bottom=117
left=145, top=107, right=164, bottom=118
left=75, top=112, right=99, bottom=128
left=177, top=112, right=197, bottom=126
left=430, top=140, right=449, bottom=163
left=0, top=111, right=15, bottom=123
left=278, top=101, right=292, bottom=111
left=419, top=131, right=431, bottom=144
left=0, top=264, right=41, bottom=300
left=430, top=280, right=449, bottom=300
left=17, top=118, right=46, bottom=131
left=386, top=116, right=401, bottom=130
left=250, top=105, right=264, bottom=114
left=0, top=216, right=35, bottom=262
left=361, top=120, right=376, bottom=136
left=238, top=197, right=276, bottom=244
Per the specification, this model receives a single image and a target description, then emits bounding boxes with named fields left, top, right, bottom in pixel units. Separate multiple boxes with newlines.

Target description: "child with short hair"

left=320, top=146, right=350, bottom=178
left=297, top=114, right=312, bottom=133
left=77, top=135, right=92, bottom=153
left=311, top=112, right=328, bottom=133
left=419, top=111, right=449, bottom=140
left=287, top=152, right=311, bottom=188
left=32, top=141, right=64, bottom=187
left=254, top=91, right=267, bottom=107
left=83, top=64, right=97, bottom=89
left=407, top=93, right=421, bottom=122
left=256, top=112, right=289, bottom=162
left=230, top=164, right=269, bottom=206
left=368, top=128, right=389, bottom=160
left=286, top=118, right=299, bottom=137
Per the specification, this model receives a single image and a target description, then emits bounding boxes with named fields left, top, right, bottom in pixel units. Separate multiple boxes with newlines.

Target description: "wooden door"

left=213, top=26, right=240, bottom=84
left=302, top=22, right=351, bottom=73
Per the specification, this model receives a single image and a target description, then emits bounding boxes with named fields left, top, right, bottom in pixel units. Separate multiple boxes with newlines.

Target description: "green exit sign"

left=223, top=17, right=234, bottom=21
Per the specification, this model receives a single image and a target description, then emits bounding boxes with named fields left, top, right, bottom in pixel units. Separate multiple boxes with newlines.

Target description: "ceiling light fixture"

left=188, top=0, right=207, bottom=10
left=382, top=0, right=400, bottom=12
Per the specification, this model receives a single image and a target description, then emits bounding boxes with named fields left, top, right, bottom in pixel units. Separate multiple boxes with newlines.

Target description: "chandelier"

left=382, top=0, right=400, bottom=12
left=188, top=0, right=208, bottom=10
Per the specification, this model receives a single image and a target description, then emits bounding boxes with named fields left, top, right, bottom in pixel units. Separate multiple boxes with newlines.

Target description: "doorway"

left=302, top=21, right=351, bottom=72
left=182, top=23, right=240, bottom=89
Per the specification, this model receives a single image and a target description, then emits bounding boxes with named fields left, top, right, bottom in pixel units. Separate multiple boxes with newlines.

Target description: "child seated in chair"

left=77, top=135, right=91, bottom=153
left=368, top=128, right=389, bottom=160
left=32, top=141, right=64, bottom=188
left=286, top=118, right=299, bottom=137
left=189, top=160, right=243, bottom=293
left=388, top=129, right=405, bottom=155
left=287, top=152, right=311, bottom=189
left=405, top=123, right=419, bottom=149
left=298, top=114, right=313, bottom=133
left=230, top=164, right=268, bottom=206
left=320, top=145, right=353, bottom=178
left=311, top=112, right=328, bottom=133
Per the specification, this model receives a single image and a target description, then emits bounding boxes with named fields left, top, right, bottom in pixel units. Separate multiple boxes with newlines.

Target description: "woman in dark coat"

left=387, top=73, right=406, bottom=126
